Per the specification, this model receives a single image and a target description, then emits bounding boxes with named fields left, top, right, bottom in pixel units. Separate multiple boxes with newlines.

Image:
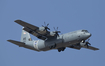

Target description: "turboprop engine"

left=38, top=27, right=47, bottom=31
left=50, top=27, right=61, bottom=37
left=80, top=39, right=91, bottom=48
left=37, top=22, right=50, bottom=34
left=39, top=22, right=50, bottom=31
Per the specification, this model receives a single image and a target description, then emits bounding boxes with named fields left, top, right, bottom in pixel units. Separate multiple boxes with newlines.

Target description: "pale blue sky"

left=0, top=0, right=105, bottom=66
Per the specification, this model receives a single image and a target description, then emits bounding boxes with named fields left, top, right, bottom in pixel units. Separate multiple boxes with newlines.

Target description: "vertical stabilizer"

left=21, top=28, right=32, bottom=43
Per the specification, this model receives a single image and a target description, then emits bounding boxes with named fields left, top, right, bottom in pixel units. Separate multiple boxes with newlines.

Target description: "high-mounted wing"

left=14, top=20, right=39, bottom=30
left=14, top=20, right=47, bottom=40
left=7, top=40, right=38, bottom=51
left=82, top=45, right=99, bottom=50
left=14, top=20, right=59, bottom=40
left=67, top=43, right=99, bottom=51
left=23, top=27, right=46, bottom=40
left=68, top=45, right=81, bottom=50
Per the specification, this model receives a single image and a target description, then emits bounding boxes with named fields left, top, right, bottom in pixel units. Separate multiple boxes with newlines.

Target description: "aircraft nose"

left=86, top=33, right=92, bottom=37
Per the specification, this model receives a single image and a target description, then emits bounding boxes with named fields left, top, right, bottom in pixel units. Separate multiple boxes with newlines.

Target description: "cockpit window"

left=82, top=30, right=89, bottom=33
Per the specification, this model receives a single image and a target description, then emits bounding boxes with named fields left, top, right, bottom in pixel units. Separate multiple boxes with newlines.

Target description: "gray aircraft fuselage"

left=25, top=30, right=91, bottom=51
left=7, top=20, right=99, bottom=52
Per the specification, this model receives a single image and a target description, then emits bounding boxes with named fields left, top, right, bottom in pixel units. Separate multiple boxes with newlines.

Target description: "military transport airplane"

left=7, top=20, right=99, bottom=52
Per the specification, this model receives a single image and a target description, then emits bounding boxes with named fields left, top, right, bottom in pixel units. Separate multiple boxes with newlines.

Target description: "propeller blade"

left=42, top=25, right=44, bottom=27
left=88, top=42, right=91, bottom=45
left=57, top=27, right=58, bottom=30
left=57, top=31, right=61, bottom=33
left=47, top=23, right=49, bottom=26
left=54, top=27, right=56, bottom=30
left=47, top=27, right=50, bottom=30
left=53, top=27, right=61, bottom=37
left=85, top=42, right=91, bottom=48
left=87, top=39, right=90, bottom=42
left=87, top=45, right=89, bottom=48
left=42, top=22, right=50, bottom=31
left=44, top=22, right=46, bottom=26
left=57, top=33, right=59, bottom=37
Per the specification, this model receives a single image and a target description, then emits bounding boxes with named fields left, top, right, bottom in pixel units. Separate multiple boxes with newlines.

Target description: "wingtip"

left=7, top=40, right=10, bottom=41
left=7, top=40, right=15, bottom=42
left=97, top=48, right=99, bottom=50
left=94, top=48, right=99, bottom=51
left=14, top=19, right=21, bottom=22
left=7, top=40, right=12, bottom=42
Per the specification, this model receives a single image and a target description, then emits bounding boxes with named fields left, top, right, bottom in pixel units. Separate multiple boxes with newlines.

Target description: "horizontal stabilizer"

left=7, top=40, right=25, bottom=47
left=7, top=40, right=38, bottom=51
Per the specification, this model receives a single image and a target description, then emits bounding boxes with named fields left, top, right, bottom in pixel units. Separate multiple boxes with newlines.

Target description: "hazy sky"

left=0, top=0, right=105, bottom=66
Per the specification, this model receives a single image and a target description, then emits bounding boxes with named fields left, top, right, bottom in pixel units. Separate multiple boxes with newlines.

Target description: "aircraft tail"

left=21, top=28, right=32, bottom=43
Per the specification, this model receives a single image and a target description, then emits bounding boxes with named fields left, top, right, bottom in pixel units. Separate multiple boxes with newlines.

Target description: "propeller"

left=42, top=22, right=50, bottom=31
left=84, top=39, right=91, bottom=48
left=53, top=27, right=61, bottom=37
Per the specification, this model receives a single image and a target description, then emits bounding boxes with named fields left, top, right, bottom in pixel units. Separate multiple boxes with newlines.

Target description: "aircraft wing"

left=68, top=45, right=81, bottom=50
left=7, top=40, right=38, bottom=51
left=14, top=20, right=48, bottom=40
left=23, top=27, right=46, bottom=40
left=14, top=20, right=59, bottom=40
left=67, top=44, right=99, bottom=51
left=82, top=46, right=99, bottom=51
left=14, top=20, right=39, bottom=30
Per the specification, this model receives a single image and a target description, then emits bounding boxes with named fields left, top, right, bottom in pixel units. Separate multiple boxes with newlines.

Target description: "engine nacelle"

left=38, top=27, right=45, bottom=31
left=80, top=42, right=86, bottom=46
left=50, top=31, right=56, bottom=36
